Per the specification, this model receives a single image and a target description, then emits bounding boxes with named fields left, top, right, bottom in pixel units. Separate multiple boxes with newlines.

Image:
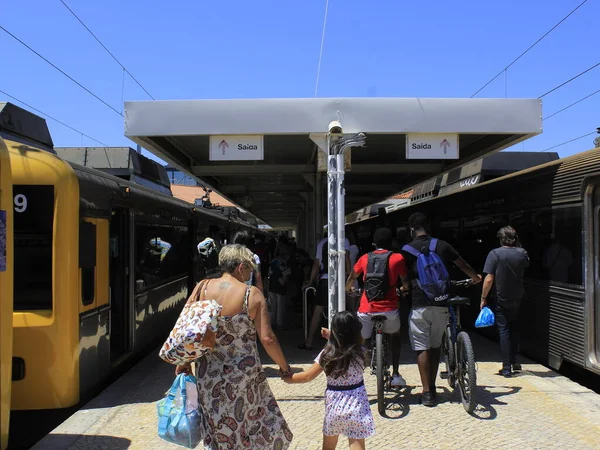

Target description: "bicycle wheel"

left=442, top=326, right=456, bottom=388
left=375, top=332, right=385, bottom=416
left=456, top=331, right=477, bottom=413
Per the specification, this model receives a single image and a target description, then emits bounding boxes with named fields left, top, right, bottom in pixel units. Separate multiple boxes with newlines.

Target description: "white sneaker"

left=391, top=374, right=406, bottom=387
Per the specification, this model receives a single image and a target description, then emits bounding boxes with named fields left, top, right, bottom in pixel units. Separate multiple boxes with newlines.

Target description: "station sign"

left=406, top=133, right=459, bottom=160
left=209, top=135, right=264, bottom=161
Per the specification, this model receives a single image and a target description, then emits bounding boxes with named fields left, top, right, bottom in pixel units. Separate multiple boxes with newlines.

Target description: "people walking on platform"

left=268, top=242, right=292, bottom=329
left=402, top=212, right=481, bottom=407
left=197, top=237, right=220, bottom=278
left=346, top=227, right=410, bottom=388
left=282, top=311, right=375, bottom=450
left=233, top=230, right=264, bottom=292
left=299, top=233, right=351, bottom=350
left=173, top=244, right=293, bottom=449
left=481, top=226, right=530, bottom=377
left=254, top=233, right=271, bottom=281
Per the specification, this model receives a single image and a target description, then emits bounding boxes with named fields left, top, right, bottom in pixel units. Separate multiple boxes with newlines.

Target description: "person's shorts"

left=312, top=279, right=328, bottom=308
left=357, top=310, right=401, bottom=340
left=409, top=306, right=449, bottom=351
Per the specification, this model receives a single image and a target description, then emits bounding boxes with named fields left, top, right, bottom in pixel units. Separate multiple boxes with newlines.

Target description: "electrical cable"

left=314, top=0, right=330, bottom=97
left=60, top=0, right=155, bottom=100
left=538, top=61, right=600, bottom=98
left=0, top=88, right=109, bottom=146
left=540, top=131, right=596, bottom=152
left=0, top=24, right=122, bottom=116
left=470, top=0, right=589, bottom=97
left=543, top=88, right=600, bottom=120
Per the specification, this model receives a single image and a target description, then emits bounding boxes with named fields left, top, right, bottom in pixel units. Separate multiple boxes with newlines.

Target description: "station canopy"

left=125, top=98, right=542, bottom=228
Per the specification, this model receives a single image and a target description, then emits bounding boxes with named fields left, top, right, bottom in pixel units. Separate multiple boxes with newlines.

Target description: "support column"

left=326, top=133, right=366, bottom=325
left=315, top=172, right=323, bottom=245
left=326, top=148, right=340, bottom=326
left=327, top=133, right=366, bottom=324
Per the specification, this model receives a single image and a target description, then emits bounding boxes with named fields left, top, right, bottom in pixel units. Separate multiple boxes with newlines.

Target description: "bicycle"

left=440, top=279, right=477, bottom=413
left=367, top=287, right=408, bottom=417
left=370, top=314, right=391, bottom=416
left=347, top=286, right=392, bottom=416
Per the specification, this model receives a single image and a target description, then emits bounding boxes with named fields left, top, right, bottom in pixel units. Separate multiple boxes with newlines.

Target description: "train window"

left=81, top=268, right=95, bottom=306
left=460, top=214, right=508, bottom=269
left=79, top=221, right=96, bottom=306
left=13, top=185, right=54, bottom=311
left=510, top=207, right=582, bottom=286
left=437, top=219, right=460, bottom=249
left=134, top=222, right=190, bottom=292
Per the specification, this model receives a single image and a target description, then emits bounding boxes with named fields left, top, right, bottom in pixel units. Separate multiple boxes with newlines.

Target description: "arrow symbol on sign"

left=440, top=139, right=450, bottom=154
left=218, top=139, right=229, bottom=155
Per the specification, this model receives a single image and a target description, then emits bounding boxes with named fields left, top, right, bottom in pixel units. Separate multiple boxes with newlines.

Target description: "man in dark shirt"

left=481, top=226, right=530, bottom=377
left=403, top=213, right=481, bottom=407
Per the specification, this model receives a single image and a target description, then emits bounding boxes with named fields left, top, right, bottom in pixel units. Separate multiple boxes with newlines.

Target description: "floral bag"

left=159, top=280, right=222, bottom=365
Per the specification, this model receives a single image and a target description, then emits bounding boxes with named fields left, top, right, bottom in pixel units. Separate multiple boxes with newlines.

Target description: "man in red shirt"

left=346, top=227, right=410, bottom=387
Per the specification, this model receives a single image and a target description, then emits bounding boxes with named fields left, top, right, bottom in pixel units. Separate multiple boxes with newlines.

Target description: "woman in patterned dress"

left=282, top=311, right=375, bottom=450
left=176, top=244, right=293, bottom=449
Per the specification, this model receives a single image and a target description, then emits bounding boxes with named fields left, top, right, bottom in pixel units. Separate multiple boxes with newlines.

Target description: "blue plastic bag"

left=157, top=374, right=204, bottom=448
left=475, top=306, right=495, bottom=328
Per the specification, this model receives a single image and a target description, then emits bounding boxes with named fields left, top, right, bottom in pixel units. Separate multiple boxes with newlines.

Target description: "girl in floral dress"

left=283, top=311, right=375, bottom=450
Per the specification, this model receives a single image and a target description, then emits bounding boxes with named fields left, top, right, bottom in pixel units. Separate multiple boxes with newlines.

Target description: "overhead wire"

left=0, top=24, right=123, bottom=116
left=470, top=0, right=589, bottom=98
left=543, top=87, right=600, bottom=120
left=540, top=131, right=597, bottom=152
left=60, top=0, right=155, bottom=100
left=538, top=61, right=600, bottom=98
left=0, top=88, right=110, bottom=147
left=314, top=0, right=330, bottom=97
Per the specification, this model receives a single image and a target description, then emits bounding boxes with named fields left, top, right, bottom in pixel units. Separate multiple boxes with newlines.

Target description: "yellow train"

left=0, top=103, right=255, bottom=445
left=0, top=106, right=14, bottom=450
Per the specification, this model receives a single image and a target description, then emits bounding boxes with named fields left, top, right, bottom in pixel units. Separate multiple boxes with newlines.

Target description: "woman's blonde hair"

left=218, top=244, right=256, bottom=274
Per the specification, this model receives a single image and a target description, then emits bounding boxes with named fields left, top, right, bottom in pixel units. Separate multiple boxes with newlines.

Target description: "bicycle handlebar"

left=450, top=279, right=474, bottom=287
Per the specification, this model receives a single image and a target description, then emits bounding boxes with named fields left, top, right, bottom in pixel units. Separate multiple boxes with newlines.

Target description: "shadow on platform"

left=29, top=434, right=131, bottom=450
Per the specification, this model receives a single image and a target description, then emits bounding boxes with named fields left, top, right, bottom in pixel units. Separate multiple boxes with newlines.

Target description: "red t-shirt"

left=354, top=250, right=407, bottom=313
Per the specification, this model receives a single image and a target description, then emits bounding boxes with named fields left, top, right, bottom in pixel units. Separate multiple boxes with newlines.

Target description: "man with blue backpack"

left=402, top=213, right=481, bottom=407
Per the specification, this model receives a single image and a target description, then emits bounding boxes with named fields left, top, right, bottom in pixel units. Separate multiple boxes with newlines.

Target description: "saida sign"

left=209, top=135, right=264, bottom=161
left=406, top=133, right=459, bottom=159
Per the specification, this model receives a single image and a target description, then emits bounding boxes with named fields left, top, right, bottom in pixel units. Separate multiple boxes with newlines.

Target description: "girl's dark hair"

left=497, top=226, right=519, bottom=247
left=319, top=311, right=365, bottom=379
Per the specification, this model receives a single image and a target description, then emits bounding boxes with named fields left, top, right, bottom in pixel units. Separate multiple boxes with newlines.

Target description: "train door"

left=109, top=208, right=130, bottom=363
left=588, top=184, right=600, bottom=373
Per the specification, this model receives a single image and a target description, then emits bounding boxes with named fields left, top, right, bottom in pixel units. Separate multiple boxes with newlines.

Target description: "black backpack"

left=364, top=251, right=392, bottom=301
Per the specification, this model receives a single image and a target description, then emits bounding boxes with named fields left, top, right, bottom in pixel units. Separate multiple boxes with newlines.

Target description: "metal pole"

left=326, top=137, right=338, bottom=326
left=336, top=152, right=346, bottom=313
left=303, top=286, right=316, bottom=342
left=326, top=132, right=366, bottom=326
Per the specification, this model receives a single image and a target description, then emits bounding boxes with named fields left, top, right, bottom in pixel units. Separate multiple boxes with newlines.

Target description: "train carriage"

left=0, top=118, right=14, bottom=450
left=348, top=147, right=600, bottom=375
left=0, top=103, right=256, bottom=420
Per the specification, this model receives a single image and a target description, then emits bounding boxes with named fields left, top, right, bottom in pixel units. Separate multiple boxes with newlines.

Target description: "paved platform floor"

left=32, top=329, right=600, bottom=450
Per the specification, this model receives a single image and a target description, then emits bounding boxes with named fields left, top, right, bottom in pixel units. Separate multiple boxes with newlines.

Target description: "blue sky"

left=1, top=0, right=598, bottom=161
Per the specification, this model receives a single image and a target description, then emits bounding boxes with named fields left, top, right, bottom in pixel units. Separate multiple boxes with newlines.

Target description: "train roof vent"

left=0, top=102, right=55, bottom=151
left=55, top=146, right=172, bottom=195
left=482, top=151, right=560, bottom=174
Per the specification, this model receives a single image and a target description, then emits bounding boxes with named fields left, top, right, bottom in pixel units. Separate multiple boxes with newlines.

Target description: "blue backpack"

left=402, top=238, right=451, bottom=305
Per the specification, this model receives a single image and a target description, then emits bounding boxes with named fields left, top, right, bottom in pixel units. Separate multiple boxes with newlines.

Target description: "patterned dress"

left=316, top=351, right=376, bottom=439
left=196, top=285, right=293, bottom=450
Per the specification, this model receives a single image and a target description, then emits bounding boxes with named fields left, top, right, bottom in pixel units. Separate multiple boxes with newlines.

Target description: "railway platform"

left=31, top=329, right=600, bottom=450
